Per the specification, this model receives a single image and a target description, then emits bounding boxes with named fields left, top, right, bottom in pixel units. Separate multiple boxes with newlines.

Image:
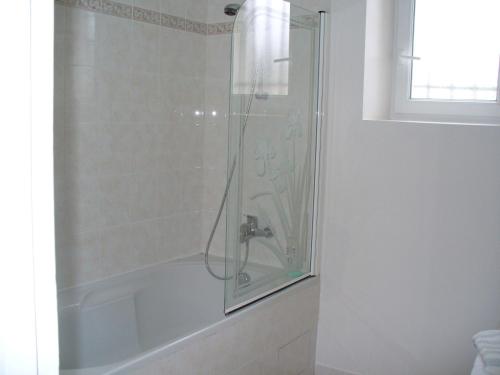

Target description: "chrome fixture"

left=240, top=215, right=273, bottom=243
left=224, top=3, right=241, bottom=16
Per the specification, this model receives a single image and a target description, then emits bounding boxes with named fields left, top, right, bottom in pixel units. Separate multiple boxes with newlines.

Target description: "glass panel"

left=225, top=0, right=320, bottom=312
left=411, top=0, right=500, bottom=101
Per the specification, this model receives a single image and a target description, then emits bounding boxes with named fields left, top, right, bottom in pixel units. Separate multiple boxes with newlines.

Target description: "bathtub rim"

left=57, top=254, right=281, bottom=309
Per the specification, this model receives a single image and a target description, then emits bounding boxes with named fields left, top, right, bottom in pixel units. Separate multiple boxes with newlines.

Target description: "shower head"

left=224, top=3, right=240, bottom=16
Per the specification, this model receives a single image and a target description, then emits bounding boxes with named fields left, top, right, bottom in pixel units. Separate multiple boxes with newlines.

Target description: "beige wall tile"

left=55, top=5, right=208, bottom=288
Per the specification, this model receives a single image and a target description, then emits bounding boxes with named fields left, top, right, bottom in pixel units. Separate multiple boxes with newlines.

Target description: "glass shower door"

left=225, top=0, right=323, bottom=312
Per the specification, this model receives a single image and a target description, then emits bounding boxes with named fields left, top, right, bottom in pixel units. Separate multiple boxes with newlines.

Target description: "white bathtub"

left=58, top=254, right=283, bottom=374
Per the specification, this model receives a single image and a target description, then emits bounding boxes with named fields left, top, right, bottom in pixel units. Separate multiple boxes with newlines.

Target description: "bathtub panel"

left=119, top=274, right=319, bottom=375
left=231, top=360, right=264, bottom=375
left=278, top=331, right=315, bottom=375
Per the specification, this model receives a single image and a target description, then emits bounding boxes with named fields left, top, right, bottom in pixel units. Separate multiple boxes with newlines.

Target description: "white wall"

left=316, top=1, right=500, bottom=374
left=0, top=1, right=38, bottom=373
left=1, top=1, right=58, bottom=373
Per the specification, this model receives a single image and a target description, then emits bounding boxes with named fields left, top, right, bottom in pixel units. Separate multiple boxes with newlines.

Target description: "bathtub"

left=58, top=254, right=318, bottom=375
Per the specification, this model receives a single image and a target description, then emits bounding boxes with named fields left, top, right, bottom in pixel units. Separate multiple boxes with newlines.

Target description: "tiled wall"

left=54, top=0, right=330, bottom=289
left=200, top=31, right=232, bottom=260
left=54, top=0, right=210, bottom=289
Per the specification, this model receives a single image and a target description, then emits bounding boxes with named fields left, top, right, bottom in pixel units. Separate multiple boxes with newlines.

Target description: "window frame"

left=391, top=0, right=500, bottom=124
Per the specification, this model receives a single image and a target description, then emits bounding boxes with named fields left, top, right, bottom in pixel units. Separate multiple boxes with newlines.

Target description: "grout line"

left=60, top=209, right=206, bottom=239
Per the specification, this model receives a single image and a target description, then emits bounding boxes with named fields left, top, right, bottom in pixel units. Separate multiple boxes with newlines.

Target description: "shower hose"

left=204, top=78, right=257, bottom=281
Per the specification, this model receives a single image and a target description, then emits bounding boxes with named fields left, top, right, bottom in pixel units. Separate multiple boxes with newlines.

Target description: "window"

left=393, top=0, right=500, bottom=123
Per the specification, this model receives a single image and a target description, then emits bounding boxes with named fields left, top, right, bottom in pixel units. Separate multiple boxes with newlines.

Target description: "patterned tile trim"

left=57, top=0, right=318, bottom=35
left=101, top=0, right=132, bottom=19
left=133, top=6, right=161, bottom=25
left=187, top=19, right=208, bottom=35
left=207, top=22, right=234, bottom=35
left=161, top=13, right=186, bottom=31
left=56, top=0, right=233, bottom=35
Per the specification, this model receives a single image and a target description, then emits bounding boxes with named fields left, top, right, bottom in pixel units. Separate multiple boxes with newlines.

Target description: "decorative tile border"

left=56, top=0, right=317, bottom=35
left=187, top=19, right=208, bottom=35
left=101, top=0, right=133, bottom=18
left=56, top=0, right=233, bottom=35
left=162, top=13, right=187, bottom=31
left=133, top=6, right=161, bottom=25
left=207, top=22, right=234, bottom=35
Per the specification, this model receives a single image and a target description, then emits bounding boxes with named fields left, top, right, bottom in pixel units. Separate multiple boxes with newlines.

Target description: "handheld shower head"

left=224, top=3, right=240, bottom=16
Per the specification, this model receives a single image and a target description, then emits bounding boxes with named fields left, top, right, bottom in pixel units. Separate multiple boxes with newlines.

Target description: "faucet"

left=240, top=215, right=273, bottom=243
